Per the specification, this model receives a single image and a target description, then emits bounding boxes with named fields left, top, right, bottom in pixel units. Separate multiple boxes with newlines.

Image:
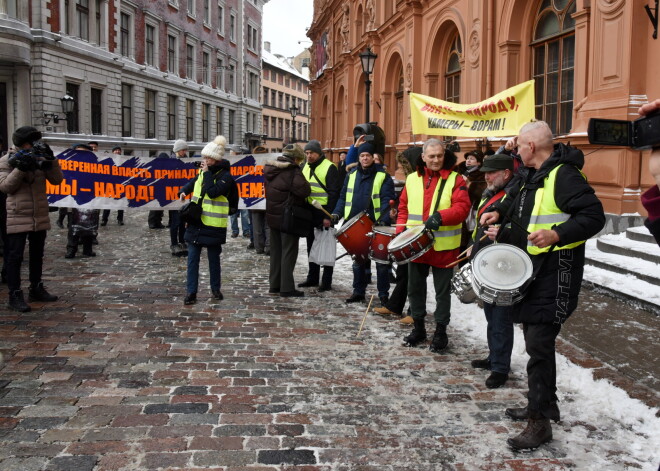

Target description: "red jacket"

left=396, top=167, right=471, bottom=267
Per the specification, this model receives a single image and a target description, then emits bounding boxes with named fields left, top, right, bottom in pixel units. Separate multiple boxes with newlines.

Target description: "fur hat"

left=201, top=135, right=227, bottom=160
left=173, top=139, right=188, bottom=153
left=397, top=146, right=423, bottom=176
left=357, top=142, right=375, bottom=156
left=304, top=139, right=323, bottom=156
left=283, top=144, right=305, bottom=163
left=12, top=126, right=42, bottom=147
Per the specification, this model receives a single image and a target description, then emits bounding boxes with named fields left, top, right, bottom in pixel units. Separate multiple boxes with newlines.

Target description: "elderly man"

left=298, top=140, right=341, bottom=291
left=468, top=153, right=516, bottom=389
left=396, top=138, right=470, bottom=352
left=481, top=121, right=605, bottom=450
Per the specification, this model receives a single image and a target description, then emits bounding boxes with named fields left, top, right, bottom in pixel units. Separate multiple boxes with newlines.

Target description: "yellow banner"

left=409, top=80, right=536, bottom=137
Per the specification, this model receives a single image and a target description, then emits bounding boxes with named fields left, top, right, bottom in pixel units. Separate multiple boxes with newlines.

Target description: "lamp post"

left=359, top=46, right=377, bottom=122
left=44, top=93, right=75, bottom=126
left=289, top=103, right=299, bottom=143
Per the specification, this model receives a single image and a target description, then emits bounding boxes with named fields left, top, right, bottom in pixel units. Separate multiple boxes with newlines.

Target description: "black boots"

left=507, top=410, right=553, bottom=450
left=429, top=323, right=448, bottom=352
left=485, top=372, right=508, bottom=389
left=28, top=283, right=58, bottom=302
left=8, top=290, right=31, bottom=312
left=403, top=318, right=427, bottom=347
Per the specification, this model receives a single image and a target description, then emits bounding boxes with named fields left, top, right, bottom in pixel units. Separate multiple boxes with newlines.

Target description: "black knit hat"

left=304, top=140, right=323, bottom=155
left=12, top=126, right=42, bottom=147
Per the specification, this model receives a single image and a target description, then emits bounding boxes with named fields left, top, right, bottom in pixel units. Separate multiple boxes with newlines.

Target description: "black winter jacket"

left=264, top=156, right=311, bottom=231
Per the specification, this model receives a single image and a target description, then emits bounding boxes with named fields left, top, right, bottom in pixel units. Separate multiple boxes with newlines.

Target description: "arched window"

left=532, top=0, right=575, bottom=135
left=395, top=67, right=405, bottom=138
left=445, top=34, right=462, bottom=103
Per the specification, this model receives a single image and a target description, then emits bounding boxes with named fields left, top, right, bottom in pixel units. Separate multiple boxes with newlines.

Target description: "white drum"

left=471, top=244, right=533, bottom=306
left=451, top=263, right=477, bottom=304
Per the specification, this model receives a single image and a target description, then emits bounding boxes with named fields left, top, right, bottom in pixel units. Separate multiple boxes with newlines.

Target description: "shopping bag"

left=309, top=227, right=337, bottom=267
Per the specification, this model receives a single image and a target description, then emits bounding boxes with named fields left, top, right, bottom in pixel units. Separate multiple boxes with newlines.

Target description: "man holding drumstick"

left=396, top=138, right=470, bottom=352
left=480, top=121, right=605, bottom=450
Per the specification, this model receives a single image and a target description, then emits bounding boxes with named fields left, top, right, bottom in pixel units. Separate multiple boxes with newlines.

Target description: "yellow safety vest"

left=526, top=164, right=585, bottom=255
left=344, top=169, right=387, bottom=221
left=191, top=171, right=229, bottom=228
left=302, top=158, right=334, bottom=205
left=405, top=171, right=461, bottom=251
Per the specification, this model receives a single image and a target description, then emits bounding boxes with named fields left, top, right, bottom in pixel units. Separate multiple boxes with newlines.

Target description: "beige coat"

left=0, top=151, right=64, bottom=234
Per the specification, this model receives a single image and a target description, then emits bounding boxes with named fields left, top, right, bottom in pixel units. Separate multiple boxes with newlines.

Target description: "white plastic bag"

left=309, top=227, right=337, bottom=267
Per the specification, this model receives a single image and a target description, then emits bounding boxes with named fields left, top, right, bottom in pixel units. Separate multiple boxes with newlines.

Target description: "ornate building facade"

left=0, top=0, right=267, bottom=156
left=307, top=0, right=659, bottom=216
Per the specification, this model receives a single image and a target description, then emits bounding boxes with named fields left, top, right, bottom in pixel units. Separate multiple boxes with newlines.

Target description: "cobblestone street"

left=0, top=211, right=657, bottom=471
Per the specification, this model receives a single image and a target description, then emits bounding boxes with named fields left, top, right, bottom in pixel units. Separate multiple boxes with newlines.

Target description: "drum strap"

left=477, top=190, right=505, bottom=219
left=309, top=167, right=330, bottom=195
left=430, top=177, right=449, bottom=214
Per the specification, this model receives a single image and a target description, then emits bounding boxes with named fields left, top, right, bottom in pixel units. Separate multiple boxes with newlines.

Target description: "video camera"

left=588, top=111, right=660, bottom=150
left=353, top=122, right=386, bottom=156
left=8, top=140, right=55, bottom=172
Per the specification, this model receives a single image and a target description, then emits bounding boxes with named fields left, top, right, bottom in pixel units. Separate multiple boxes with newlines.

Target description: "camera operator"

left=639, top=99, right=660, bottom=245
left=0, top=126, right=63, bottom=312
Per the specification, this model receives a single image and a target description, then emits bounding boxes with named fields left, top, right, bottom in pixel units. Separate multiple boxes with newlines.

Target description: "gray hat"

left=303, top=139, right=323, bottom=156
left=173, top=139, right=188, bottom=153
left=480, top=153, right=514, bottom=172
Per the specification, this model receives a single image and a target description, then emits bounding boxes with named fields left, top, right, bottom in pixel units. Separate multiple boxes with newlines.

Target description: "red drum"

left=335, top=211, right=373, bottom=262
left=368, top=226, right=397, bottom=264
left=388, top=225, right=434, bottom=264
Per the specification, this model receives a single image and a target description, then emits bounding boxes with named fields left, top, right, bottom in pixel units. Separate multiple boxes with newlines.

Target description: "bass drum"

left=471, top=243, right=533, bottom=306
left=335, top=211, right=373, bottom=263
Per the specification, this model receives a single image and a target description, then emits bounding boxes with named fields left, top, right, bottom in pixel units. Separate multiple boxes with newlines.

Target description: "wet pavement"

left=0, top=211, right=657, bottom=471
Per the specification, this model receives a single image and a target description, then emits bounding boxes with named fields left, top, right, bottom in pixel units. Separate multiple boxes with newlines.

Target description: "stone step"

left=626, top=226, right=656, bottom=244
left=596, top=235, right=660, bottom=265
left=585, top=257, right=660, bottom=287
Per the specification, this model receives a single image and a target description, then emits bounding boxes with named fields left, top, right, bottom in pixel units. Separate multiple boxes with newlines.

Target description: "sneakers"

left=212, top=290, right=223, bottom=300
left=28, top=283, right=58, bottom=302
left=373, top=306, right=398, bottom=316
left=345, top=293, right=365, bottom=303
left=471, top=358, right=491, bottom=370
left=298, top=280, right=319, bottom=288
left=8, top=290, right=31, bottom=312
left=399, top=315, right=414, bottom=325
left=184, top=293, right=197, bottom=305
left=280, top=290, right=305, bottom=297
left=485, top=372, right=508, bottom=389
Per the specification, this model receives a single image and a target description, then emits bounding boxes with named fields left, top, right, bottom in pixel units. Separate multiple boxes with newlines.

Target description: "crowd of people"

left=1, top=96, right=659, bottom=453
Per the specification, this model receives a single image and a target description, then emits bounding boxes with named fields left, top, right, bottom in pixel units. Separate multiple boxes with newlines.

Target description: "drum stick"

left=335, top=252, right=350, bottom=261
left=311, top=199, right=334, bottom=219
left=457, top=234, right=488, bottom=259
left=445, top=256, right=468, bottom=268
left=357, top=294, right=375, bottom=337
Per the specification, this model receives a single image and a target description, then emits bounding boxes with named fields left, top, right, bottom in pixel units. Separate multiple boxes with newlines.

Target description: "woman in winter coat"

left=263, top=145, right=311, bottom=297
left=457, top=150, right=487, bottom=254
left=178, top=136, right=236, bottom=305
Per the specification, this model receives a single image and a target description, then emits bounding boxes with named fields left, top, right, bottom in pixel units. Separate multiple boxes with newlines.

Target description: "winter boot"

left=429, top=323, right=448, bottom=352
left=507, top=410, right=553, bottom=450
left=8, top=290, right=31, bottom=312
left=65, top=247, right=76, bottom=259
left=506, top=402, right=560, bottom=422
left=403, top=318, right=427, bottom=347
left=28, top=282, right=58, bottom=302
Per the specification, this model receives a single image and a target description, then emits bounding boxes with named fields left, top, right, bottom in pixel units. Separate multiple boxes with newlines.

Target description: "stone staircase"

left=583, top=226, right=660, bottom=314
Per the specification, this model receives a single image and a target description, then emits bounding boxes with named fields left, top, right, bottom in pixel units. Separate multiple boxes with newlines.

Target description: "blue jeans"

left=352, top=260, right=389, bottom=298
left=230, top=209, right=251, bottom=236
left=186, top=242, right=222, bottom=294
left=484, top=302, right=514, bottom=374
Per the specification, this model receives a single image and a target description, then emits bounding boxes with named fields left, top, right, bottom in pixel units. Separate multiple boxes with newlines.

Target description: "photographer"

left=0, top=126, right=63, bottom=312
left=639, top=99, right=660, bottom=245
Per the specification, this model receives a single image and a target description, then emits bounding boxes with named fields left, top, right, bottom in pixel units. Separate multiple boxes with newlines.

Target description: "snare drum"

left=387, top=225, right=434, bottom=264
left=335, top=211, right=373, bottom=262
left=451, top=263, right=477, bottom=304
left=471, top=244, right=533, bottom=306
left=368, top=226, right=397, bottom=264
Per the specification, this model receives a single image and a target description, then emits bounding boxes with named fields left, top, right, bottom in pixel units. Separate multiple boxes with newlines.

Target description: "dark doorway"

left=0, top=83, right=7, bottom=155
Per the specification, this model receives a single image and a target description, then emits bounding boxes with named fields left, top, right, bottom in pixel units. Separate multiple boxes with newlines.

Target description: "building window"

left=120, top=12, right=130, bottom=57
left=145, top=89, right=157, bottom=139
left=202, top=51, right=210, bottom=84
left=167, top=95, right=177, bottom=140
left=227, top=64, right=235, bottom=93
left=271, top=90, right=276, bottom=108
left=263, top=69, right=269, bottom=81
left=203, top=0, right=211, bottom=24
left=187, top=0, right=195, bottom=17
left=76, top=0, right=89, bottom=41
left=216, top=57, right=224, bottom=89
left=263, top=117, right=268, bottom=136
left=532, top=0, right=576, bottom=135
left=217, top=3, right=224, bottom=35
left=270, top=118, right=276, bottom=137
left=145, top=24, right=155, bottom=67
left=186, top=99, right=195, bottom=141
left=186, top=43, right=195, bottom=79
left=263, top=87, right=269, bottom=106
left=228, top=110, right=235, bottom=143
left=66, top=83, right=80, bottom=133
left=278, top=118, right=283, bottom=139
left=94, top=0, right=102, bottom=45
left=121, top=83, right=132, bottom=137
left=247, top=24, right=258, bottom=51
left=202, top=103, right=210, bottom=142
left=445, top=34, right=461, bottom=104
left=247, top=71, right=258, bottom=100
left=91, top=87, right=102, bottom=135
left=278, top=92, right=283, bottom=109
left=230, top=13, right=235, bottom=41
left=167, top=34, right=177, bottom=74
left=216, top=106, right=224, bottom=136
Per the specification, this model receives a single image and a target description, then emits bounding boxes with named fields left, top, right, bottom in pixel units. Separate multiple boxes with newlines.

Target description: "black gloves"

left=8, top=151, right=37, bottom=172
left=424, top=212, right=442, bottom=230
left=331, top=214, right=340, bottom=225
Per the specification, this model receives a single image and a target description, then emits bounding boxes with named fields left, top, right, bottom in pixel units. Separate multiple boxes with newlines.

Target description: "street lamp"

left=289, top=104, right=299, bottom=143
left=44, top=93, right=75, bottom=125
left=359, top=46, right=378, bottom=122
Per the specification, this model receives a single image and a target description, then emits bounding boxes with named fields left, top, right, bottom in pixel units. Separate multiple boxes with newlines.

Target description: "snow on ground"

left=308, top=237, right=660, bottom=470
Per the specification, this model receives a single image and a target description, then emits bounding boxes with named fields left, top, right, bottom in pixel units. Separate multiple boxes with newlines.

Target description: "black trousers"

left=102, top=209, right=124, bottom=222
left=5, top=230, right=47, bottom=292
left=523, top=322, right=562, bottom=421
left=385, top=263, right=408, bottom=314
left=148, top=210, right=164, bottom=227
left=303, top=227, right=333, bottom=286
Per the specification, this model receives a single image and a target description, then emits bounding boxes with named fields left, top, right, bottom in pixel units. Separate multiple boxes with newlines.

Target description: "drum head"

left=373, top=226, right=397, bottom=235
left=471, top=244, right=533, bottom=290
left=336, top=210, right=367, bottom=236
left=389, top=225, right=425, bottom=250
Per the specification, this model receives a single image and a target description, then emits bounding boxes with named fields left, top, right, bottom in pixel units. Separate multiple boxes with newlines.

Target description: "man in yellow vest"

left=481, top=121, right=605, bottom=450
left=332, top=142, right=395, bottom=304
left=396, top=138, right=471, bottom=352
left=298, top=140, right=341, bottom=291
